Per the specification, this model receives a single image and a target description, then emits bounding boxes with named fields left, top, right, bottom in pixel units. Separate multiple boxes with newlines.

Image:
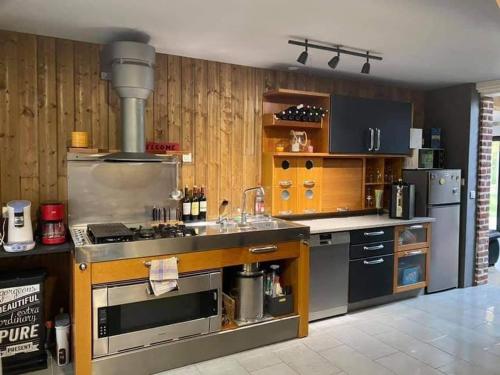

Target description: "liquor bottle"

left=190, top=186, right=200, bottom=221
left=199, top=186, right=207, bottom=221
left=182, top=186, right=191, bottom=222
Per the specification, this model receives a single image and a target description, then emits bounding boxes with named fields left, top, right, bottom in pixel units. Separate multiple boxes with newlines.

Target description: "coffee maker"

left=39, top=202, right=66, bottom=245
left=3, top=200, right=36, bottom=252
left=389, top=180, right=415, bottom=220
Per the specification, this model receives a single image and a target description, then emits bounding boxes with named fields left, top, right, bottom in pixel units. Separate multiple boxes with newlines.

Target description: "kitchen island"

left=71, top=218, right=310, bottom=375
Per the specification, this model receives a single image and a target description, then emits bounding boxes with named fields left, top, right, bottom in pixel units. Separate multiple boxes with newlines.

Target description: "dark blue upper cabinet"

left=329, top=95, right=412, bottom=155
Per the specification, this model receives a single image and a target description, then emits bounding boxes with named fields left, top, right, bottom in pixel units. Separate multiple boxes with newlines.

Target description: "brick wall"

left=474, top=96, right=494, bottom=285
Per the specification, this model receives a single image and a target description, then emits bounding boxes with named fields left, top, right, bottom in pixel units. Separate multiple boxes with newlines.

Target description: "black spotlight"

left=361, top=52, right=370, bottom=74
left=328, top=51, right=340, bottom=69
left=297, top=39, right=308, bottom=65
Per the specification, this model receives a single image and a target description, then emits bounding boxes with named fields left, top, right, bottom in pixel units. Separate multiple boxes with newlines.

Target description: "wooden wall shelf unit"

left=261, top=88, right=407, bottom=217
left=262, top=88, right=331, bottom=154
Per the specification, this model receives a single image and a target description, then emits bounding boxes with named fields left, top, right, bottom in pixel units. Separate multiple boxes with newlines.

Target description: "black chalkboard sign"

left=0, top=270, right=47, bottom=375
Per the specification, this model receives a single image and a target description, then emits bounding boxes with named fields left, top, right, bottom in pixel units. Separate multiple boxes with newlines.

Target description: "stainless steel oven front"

left=92, top=270, right=222, bottom=358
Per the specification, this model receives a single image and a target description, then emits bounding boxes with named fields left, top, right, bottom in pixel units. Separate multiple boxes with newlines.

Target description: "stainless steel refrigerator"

left=403, top=169, right=461, bottom=293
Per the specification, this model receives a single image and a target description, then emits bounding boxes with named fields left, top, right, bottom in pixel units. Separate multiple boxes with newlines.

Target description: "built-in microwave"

left=92, top=270, right=222, bottom=358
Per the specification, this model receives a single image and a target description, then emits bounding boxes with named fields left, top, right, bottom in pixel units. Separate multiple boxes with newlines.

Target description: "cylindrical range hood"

left=100, top=41, right=161, bottom=162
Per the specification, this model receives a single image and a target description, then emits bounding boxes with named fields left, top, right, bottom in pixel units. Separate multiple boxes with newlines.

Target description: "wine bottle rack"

left=262, top=114, right=323, bottom=129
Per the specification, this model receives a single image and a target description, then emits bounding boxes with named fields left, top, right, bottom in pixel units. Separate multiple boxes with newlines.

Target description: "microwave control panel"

left=97, top=308, right=108, bottom=338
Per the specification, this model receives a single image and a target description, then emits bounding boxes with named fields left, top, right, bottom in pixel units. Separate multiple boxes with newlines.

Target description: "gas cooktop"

left=85, top=222, right=197, bottom=244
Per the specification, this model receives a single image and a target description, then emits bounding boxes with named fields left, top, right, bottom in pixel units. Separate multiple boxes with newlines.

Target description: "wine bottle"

left=190, top=186, right=200, bottom=221
left=199, top=186, right=207, bottom=221
left=182, top=186, right=191, bottom=222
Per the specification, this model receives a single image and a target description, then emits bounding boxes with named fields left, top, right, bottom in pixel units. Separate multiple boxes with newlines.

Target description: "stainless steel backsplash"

left=67, top=153, right=179, bottom=226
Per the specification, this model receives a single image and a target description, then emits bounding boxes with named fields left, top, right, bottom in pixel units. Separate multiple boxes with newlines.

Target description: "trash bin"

left=489, top=230, right=500, bottom=267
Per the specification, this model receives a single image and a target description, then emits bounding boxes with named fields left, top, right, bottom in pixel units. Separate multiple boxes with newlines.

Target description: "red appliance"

left=40, top=202, right=66, bottom=245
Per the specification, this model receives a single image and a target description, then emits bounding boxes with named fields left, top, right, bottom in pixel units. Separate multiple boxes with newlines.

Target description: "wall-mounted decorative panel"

left=0, top=30, right=424, bottom=218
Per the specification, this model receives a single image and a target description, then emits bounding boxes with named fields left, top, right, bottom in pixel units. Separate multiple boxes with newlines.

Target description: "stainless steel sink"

left=186, top=216, right=286, bottom=235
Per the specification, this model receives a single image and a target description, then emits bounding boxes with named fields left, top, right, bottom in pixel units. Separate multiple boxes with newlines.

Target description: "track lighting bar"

left=288, top=39, right=382, bottom=61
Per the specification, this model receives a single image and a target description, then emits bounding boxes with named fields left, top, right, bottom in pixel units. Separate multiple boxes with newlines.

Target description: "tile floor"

left=159, top=266, right=500, bottom=375
left=18, top=265, right=500, bottom=375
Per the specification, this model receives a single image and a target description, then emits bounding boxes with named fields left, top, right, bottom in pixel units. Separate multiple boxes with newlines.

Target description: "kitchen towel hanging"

left=149, top=257, right=178, bottom=296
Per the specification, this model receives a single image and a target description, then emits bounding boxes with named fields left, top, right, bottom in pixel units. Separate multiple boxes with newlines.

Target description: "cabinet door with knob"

left=329, top=95, right=412, bottom=155
left=272, top=187, right=298, bottom=215
left=297, top=158, right=322, bottom=214
left=273, top=158, right=297, bottom=188
left=297, top=158, right=322, bottom=187
left=298, top=186, right=321, bottom=214
left=373, top=100, right=412, bottom=155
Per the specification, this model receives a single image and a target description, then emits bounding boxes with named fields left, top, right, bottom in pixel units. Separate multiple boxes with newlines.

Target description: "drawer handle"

left=279, top=180, right=293, bottom=188
left=363, top=258, right=384, bottom=265
left=144, top=258, right=179, bottom=267
left=279, top=210, right=293, bottom=215
left=363, top=244, right=384, bottom=251
left=408, top=225, right=424, bottom=230
left=404, top=250, right=424, bottom=256
left=303, top=180, right=316, bottom=188
left=364, top=230, right=385, bottom=237
left=249, top=245, right=278, bottom=254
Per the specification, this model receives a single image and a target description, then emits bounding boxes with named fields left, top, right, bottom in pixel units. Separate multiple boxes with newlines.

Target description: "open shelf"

left=262, top=114, right=323, bottom=129
left=262, top=88, right=330, bottom=154
left=263, top=88, right=330, bottom=101
left=0, top=241, right=73, bottom=259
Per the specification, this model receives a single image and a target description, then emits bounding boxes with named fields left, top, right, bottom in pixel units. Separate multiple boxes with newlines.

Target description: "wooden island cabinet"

left=71, top=239, right=310, bottom=374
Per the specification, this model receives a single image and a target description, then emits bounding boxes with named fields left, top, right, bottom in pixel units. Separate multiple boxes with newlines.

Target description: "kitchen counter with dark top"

left=293, top=214, right=435, bottom=234
left=71, top=218, right=309, bottom=263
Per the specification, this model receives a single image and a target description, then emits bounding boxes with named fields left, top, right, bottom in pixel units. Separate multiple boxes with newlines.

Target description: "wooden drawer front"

left=394, top=247, right=428, bottom=293
left=395, top=223, right=430, bottom=251
left=297, top=158, right=322, bottom=188
left=91, top=241, right=301, bottom=284
left=273, top=187, right=298, bottom=215
left=350, top=226, right=394, bottom=245
left=298, top=186, right=321, bottom=214
left=274, top=157, right=297, bottom=187
left=350, top=240, right=394, bottom=260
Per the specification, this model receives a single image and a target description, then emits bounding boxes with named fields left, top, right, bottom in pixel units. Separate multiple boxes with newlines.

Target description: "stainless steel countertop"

left=293, top=214, right=435, bottom=234
left=71, top=218, right=309, bottom=263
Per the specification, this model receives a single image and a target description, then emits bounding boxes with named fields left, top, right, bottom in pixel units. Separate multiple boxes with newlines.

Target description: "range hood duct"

left=100, top=41, right=161, bottom=162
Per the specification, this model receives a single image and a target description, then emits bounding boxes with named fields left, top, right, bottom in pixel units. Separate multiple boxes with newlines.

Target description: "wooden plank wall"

left=0, top=30, right=425, bottom=218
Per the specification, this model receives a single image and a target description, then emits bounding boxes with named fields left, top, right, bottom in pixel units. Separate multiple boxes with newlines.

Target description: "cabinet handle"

left=144, top=258, right=179, bottom=267
left=363, top=244, right=384, bottom=251
left=303, top=180, right=316, bottom=188
left=364, top=230, right=385, bottom=237
left=375, top=128, right=381, bottom=151
left=279, top=210, right=292, bottom=215
left=368, top=128, right=374, bottom=151
left=409, top=224, right=424, bottom=230
left=279, top=180, right=293, bottom=188
left=249, top=245, right=278, bottom=254
left=404, top=250, right=424, bottom=256
left=363, top=258, right=384, bottom=265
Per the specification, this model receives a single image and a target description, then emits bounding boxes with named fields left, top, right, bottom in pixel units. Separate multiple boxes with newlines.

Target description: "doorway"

left=488, top=100, right=500, bottom=283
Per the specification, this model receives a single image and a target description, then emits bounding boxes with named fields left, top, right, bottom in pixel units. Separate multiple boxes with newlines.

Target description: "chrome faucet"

left=241, top=186, right=265, bottom=224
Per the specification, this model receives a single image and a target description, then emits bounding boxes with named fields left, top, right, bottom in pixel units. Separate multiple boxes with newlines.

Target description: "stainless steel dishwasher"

left=309, top=231, right=350, bottom=321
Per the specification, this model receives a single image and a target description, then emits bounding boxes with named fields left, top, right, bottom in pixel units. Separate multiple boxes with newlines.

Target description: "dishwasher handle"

left=311, top=232, right=350, bottom=247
